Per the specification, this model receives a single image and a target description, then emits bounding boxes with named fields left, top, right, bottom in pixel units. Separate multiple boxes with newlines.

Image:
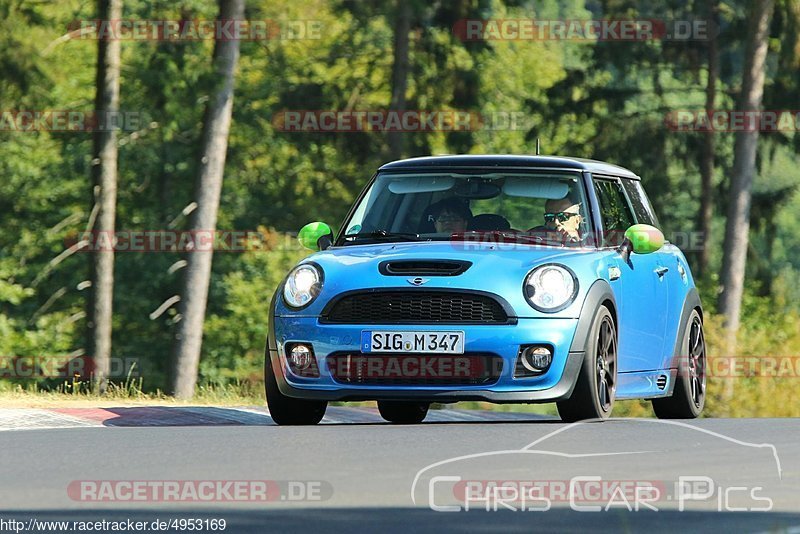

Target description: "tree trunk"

left=87, top=0, right=122, bottom=394
left=697, top=0, right=719, bottom=278
left=718, top=0, right=774, bottom=343
left=387, top=0, right=411, bottom=160
left=169, top=0, right=244, bottom=399
left=761, top=217, right=776, bottom=296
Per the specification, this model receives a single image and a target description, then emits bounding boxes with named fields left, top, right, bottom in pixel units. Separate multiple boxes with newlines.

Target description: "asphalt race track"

left=1, top=407, right=799, bottom=533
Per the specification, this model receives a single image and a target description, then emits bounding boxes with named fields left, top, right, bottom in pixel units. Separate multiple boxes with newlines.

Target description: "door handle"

left=655, top=266, right=669, bottom=277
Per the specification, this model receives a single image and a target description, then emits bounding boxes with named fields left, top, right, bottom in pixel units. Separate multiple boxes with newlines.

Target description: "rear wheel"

left=652, top=310, right=706, bottom=419
left=557, top=306, right=617, bottom=422
left=378, top=401, right=429, bottom=424
left=265, top=349, right=327, bottom=425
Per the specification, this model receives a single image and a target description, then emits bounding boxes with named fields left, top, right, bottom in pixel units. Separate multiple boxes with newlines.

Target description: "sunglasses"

left=544, top=211, right=580, bottom=223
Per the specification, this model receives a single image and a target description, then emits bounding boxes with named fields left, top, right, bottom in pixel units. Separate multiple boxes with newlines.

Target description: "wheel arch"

left=670, top=287, right=703, bottom=362
left=569, top=279, right=617, bottom=353
left=694, top=304, right=704, bottom=322
left=601, top=298, right=617, bottom=330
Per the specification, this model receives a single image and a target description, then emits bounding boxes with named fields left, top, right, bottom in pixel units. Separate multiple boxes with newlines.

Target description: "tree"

left=387, top=0, right=412, bottom=160
left=697, top=0, right=720, bottom=277
left=170, top=0, right=245, bottom=399
left=87, top=0, right=122, bottom=393
left=718, top=0, right=775, bottom=343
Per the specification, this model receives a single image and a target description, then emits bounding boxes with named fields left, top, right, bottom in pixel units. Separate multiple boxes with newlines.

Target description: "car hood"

left=315, top=241, right=588, bottom=272
left=283, top=241, right=605, bottom=319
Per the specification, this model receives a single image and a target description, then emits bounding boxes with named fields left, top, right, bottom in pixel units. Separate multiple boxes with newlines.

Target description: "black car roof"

left=378, top=155, right=640, bottom=180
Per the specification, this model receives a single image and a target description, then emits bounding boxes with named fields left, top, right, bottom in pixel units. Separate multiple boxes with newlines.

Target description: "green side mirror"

left=298, top=222, right=334, bottom=251
left=624, top=224, right=665, bottom=254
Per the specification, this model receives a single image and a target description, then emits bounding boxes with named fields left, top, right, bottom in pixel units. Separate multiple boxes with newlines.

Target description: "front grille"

left=326, top=353, right=503, bottom=386
left=321, top=290, right=511, bottom=324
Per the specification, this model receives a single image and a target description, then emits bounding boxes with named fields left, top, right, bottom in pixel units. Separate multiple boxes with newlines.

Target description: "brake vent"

left=656, top=375, right=668, bottom=390
left=379, top=260, right=471, bottom=276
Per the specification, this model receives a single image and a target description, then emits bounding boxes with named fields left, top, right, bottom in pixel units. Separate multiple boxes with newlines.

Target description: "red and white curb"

left=0, top=406, right=552, bottom=430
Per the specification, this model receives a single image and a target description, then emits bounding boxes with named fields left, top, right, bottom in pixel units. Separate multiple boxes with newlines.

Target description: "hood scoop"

left=378, top=260, right=472, bottom=277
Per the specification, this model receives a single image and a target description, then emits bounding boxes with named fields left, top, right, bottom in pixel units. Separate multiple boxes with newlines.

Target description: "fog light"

left=515, top=346, right=553, bottom=378
left=525, top=347, right=552, bottom=371
left=289, top=344, right=313, bottom=370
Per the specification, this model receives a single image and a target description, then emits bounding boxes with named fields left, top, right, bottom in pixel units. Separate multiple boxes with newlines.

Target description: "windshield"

left=337, top=170, right=592, bottom=247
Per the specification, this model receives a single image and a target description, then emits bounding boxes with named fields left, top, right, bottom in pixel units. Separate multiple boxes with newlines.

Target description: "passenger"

left=425, top=197, right=472, bottom=234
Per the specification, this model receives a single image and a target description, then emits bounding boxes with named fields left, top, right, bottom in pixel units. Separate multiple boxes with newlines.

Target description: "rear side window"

left=593, top=179, right=635, bottom=246
left=620, top=179, right=660, bottom=228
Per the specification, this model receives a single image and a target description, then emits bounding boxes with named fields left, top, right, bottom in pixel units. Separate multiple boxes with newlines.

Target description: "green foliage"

left=200, top=229, right=308, bottom=385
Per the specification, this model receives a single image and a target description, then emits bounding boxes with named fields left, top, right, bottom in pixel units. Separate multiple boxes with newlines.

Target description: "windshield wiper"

left=342, top=230, right=423, bottom=243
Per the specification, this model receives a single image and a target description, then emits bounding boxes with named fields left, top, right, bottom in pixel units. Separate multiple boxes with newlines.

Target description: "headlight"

left=283, top=263, right=323, bottom=308
left=524, top=264, right=578, bottom=312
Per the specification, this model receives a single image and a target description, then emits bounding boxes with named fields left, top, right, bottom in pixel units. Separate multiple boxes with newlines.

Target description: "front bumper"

left=267, top=316, right=585, bottom=403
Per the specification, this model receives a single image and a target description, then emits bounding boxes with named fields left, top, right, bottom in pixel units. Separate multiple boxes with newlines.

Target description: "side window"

left=593, top=179, right=635, bottom=246
left=620, top=179, right=660, bottom=228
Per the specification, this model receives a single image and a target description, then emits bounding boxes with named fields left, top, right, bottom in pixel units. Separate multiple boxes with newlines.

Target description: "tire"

left=557, top=306, right=617, bottom=422
left=377, top=401, right=429, bottom=424
left=264, top=348, right=327, bottom=426
left=652, top=310, right=706, bottom=419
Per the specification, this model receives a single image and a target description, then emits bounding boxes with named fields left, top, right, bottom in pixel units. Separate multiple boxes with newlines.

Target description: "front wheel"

left=377, top=401, right=429, bottom=424
left=265, top=349, right=327, bottom=425
left=652, top=310, right=706, bottom=419
left=557, top=306, right=617, bottom=422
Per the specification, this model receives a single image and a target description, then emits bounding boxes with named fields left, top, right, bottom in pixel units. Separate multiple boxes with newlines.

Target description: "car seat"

left=469, top=214, right=511, bottom=231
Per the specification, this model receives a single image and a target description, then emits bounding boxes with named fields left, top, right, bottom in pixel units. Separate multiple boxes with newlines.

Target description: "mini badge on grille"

left=407, top=277, right=429, bottom=286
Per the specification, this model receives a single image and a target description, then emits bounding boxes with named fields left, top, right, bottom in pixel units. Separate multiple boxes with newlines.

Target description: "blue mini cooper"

left=265, top=155, right=706, bottom=425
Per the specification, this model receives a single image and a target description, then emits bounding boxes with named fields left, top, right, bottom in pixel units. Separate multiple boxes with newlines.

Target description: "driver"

left=529, top=196, right=583, bottom=244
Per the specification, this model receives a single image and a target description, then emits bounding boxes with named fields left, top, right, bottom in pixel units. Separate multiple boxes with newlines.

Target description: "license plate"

left=361, top=331, right=465, bottom=354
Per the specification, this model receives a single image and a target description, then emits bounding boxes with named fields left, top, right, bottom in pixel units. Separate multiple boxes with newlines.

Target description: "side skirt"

left=616, top=368, right=678, bottom=400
